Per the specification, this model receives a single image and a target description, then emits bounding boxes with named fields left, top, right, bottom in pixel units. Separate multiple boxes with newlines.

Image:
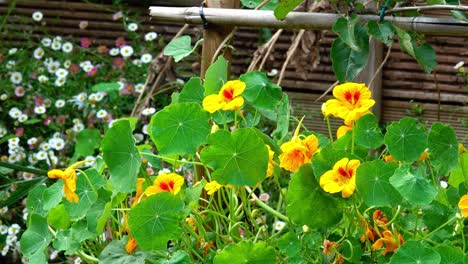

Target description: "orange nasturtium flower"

left=320, top=158, right=360, bottom=198
left=371, top=229, right=404, bottom=256
left=279, top=118, right=319, bottom=172
left=48, top=160, right=88, bottom=203
left=145, top=172, right=184, bottom=196
left=325, top=82, right=375, bottom=124
left=202, top=80, right=246, bottom=113
left=458, top=194, right=468, bottom=217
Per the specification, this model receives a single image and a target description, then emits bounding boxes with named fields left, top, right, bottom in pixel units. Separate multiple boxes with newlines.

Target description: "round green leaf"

left=214, top=241, right=276, bottom=264
left=47, top=204, right=71, bottom=230
left=449, top=153, right=468, bottom=188
left=367, top=20, right=394, bottom=47
left=434, top=244, right=464, bottom=264
left=428, top=122, right=459, bottom=175
left=384, top=117, right=426, bottom=162
left=200, top=128, right=269, bottom=186
left=74, top=129, right=101, bottom=158
left=389, top=164, right=437, bottom=206
left=311, top=145, right=349, bottom=181
left=287, top=164, right=342, bottom=228
left=20, top=214, right=51, bottom=258
left=99, top=238, right=147, bottom=264
left=102, top=119, right=141, bottom=193
left=52, top=230, right=80, bottom=255
left=26, top=185, right=47, bottom=216
left=389, top=240, right=440, bottom=264
left=163, top=35, right=202, bottom=62
left=240, top=71, right=282, bottom=110
left=64, top=170, right=99, bottom=220
left=204, top=56, right=228, bottom=95
left=149, top=102, right=210, bottom=155
left=42, top=181, right=64, bottom=211
left=128, top=193, right=185, bottom=251
left=179, top=77, right=204, bottom=104
left=355, top=114, right=384, bottom=149
left=356, top=160, right=402, bottom=207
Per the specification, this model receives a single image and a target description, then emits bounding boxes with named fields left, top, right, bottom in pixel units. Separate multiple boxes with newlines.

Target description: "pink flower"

left=15, top=86, right=25, bottom=97
left=79, top=20, right=88, bottom=29
left=43, top=116, right=53, bottom=126
left=56, top=115, right=67, bottom=125
left=115, top=37, right=126, bottom=48
left=112, top=11, right=123, bottom=21
left=15, top=127, right=24, bottom=137
left=80, top=37, right=92, bottom=48
left=35, top=96, right=44, bottom=106
left=113, top=58, right=125, bottom=70
left=97, top=45, right=108, bottom=54
left=87, top=67, right=97, bottom=77
left=69, top=64, right=79, bottom=75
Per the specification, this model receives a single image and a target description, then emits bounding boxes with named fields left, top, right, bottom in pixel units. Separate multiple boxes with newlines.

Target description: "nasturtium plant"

left=163, top=35, right=203, bottom=62
left=149, top=102, right=211, bottom=155
left=240, top=71, right=282, bottom=110
left=384, top=117, right=427, bottom=162
left=213, top=241, right=276, bottom=263
left=102, top=119, right=141, bottom=193
left=204, top=56, right=228, bottom=95
left=200, top=128, right=269, bottom=186
left=427, top=122, right=459, bottom=175
left=390, top=164, right=437, bottom=206
left=354, top=113, right=384, bottom=149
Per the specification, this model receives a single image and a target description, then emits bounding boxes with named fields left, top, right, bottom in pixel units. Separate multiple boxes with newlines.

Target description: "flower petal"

left=222, top=96, right=244, bottom=110
left=202, top=94, right=224, bottom=113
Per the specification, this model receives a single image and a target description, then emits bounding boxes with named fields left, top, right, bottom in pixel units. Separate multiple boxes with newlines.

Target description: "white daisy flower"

left=8, top=224, right=20, bottom=235
left=142, top=124, right=149, bottom=135
left=18, top=114, right=28, bottom=123
left=8, top=137, right=19, bottom=146
left=50, top=250, right=59, bottom=260
left=6, top=60, right=15, bottom=69
left=127, top=22, right=138, bottom=32
left=440, top=180, right=448, bottom=189
left=1, top=94, right=8, bottom=101
left=41, top=37, right=51, bottom=47
left=39, top=142, right=50, bottom=151
left=47, top=61, right=60, bottom=73
left=79, top=60, right=92, bottom=68
left=10, top=72, right=22, bottom=84
left=0, top=126, right=7, bottom=138
left=144, top=32, right=158, bottom=41
left=259, top=193, right=270, bottom=202
left=141, top=107, right=156, bottom=116
left=141, top=53, right=152, bottom=63
left=51, top=41, right=62, bottom=51
left=135, top=83, right=144, bottom=93
left=55, top=68, right=68, bottom=78
left=52, top=132, right=61, bottom=138
left=38, top=75, right=49, bottom=83
left=54, top=77, right=66, bottom=87
left=84, top=156, right=96, bottom=167
left=95, top=92, right=105, bottom=102
left=32, top=11, right=43, bottom=22
left=35, top=150, right=48, bottom=161
left=8, top=107, right=21, bottom=119
left=34, top=105, right=46, bottom=114
left=120, top=45, right=134, bottom=57
left=55, top=99, right=65, bottom=108
left=109, top=48, right=119, bottom=56
left=72, top=123, right=84, bottom=133
left=0, top=225, right=7, bottom=235
left=1, top=245, right=8, bottom=256
left=64, top=60, right=72, bottom=68
left=273, top=220, right=286, bottom=231
left=133, top=133, right=144, bottom=143
left=158, top=168, right=171, bottom=175
left=62, top=41, right=73, bottom=53
left=50, top=138, right=65, bottom=151
left=27, top=137, right=38, bottom=145
left=96, top=109, right=108, bottom=119
left=454, top=61, right=464, bottom=70
left=8, top=48, right=18, bottom=55
left=33, top=47, right=44, bottom=59
left=82, top=64, right=93, bottom=73
left=267, top=69, right=279, bottom=77
left=6, top=235, right=17, bottom=246
left=53, top=36, right=62, bottom=43
left=132, top=59, right=142, bottom=67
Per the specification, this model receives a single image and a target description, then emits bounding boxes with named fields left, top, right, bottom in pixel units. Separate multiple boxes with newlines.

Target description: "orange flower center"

left=222, top=88, right=234, bottom=101
left=338, top=167, right=353, bottom=179
left=159, top=180, right=175, bottom=192
left=344, top=90, right=360, bottom=105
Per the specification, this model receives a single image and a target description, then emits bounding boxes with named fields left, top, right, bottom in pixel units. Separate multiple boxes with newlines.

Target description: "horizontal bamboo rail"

left=149, top=6, right=468, bottom=36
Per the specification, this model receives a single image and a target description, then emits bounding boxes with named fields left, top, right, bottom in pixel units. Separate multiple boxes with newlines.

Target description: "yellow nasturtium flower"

left=202, top=80, right=246, bottom=113
left=145, top=173, right=184, bottom=196
left=279, top=117, right=319, bottom=173
left=266, top=145, right=275, bottom=177
left=325, top=83, right=375, bottom=124
left=320, top=158, right=360, bottom=198
left=336, top=124, right=352, bottom=139
left=458, top=194, right=468, bottom=217
left=204, top=180, right=223, bottom=195
left=48, top=160, right=88, bottom=203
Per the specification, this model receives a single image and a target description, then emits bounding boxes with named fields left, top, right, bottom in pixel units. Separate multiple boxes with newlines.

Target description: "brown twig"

left=258, top=29, right=283, bottom=70
left=368, top=45, right=392, bottom=90
left=131, top=24, right=189, bottom=117
left=277, top=29, right=306, bottom=86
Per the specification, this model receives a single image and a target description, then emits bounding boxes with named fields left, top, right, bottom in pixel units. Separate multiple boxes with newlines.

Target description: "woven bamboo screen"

left=1, top=0, right=466, bottom=140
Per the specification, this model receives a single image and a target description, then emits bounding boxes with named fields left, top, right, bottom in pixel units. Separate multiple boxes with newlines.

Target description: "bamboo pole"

left=149, top=7, right=468, bottom=36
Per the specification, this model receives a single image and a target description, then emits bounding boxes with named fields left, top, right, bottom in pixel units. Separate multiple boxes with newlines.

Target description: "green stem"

left=382, top=205, right=401, bottom=227
left=141, top=152, right=204, bottom=166
left=422, top=216, right=457, bottom=239
left=245, top=187, right=289, bottom=222
left=0, top=161, right=48, bottom=176
left=326, top=117, right=334, bottom=143
left=0, top=0, right=17, bottom=33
